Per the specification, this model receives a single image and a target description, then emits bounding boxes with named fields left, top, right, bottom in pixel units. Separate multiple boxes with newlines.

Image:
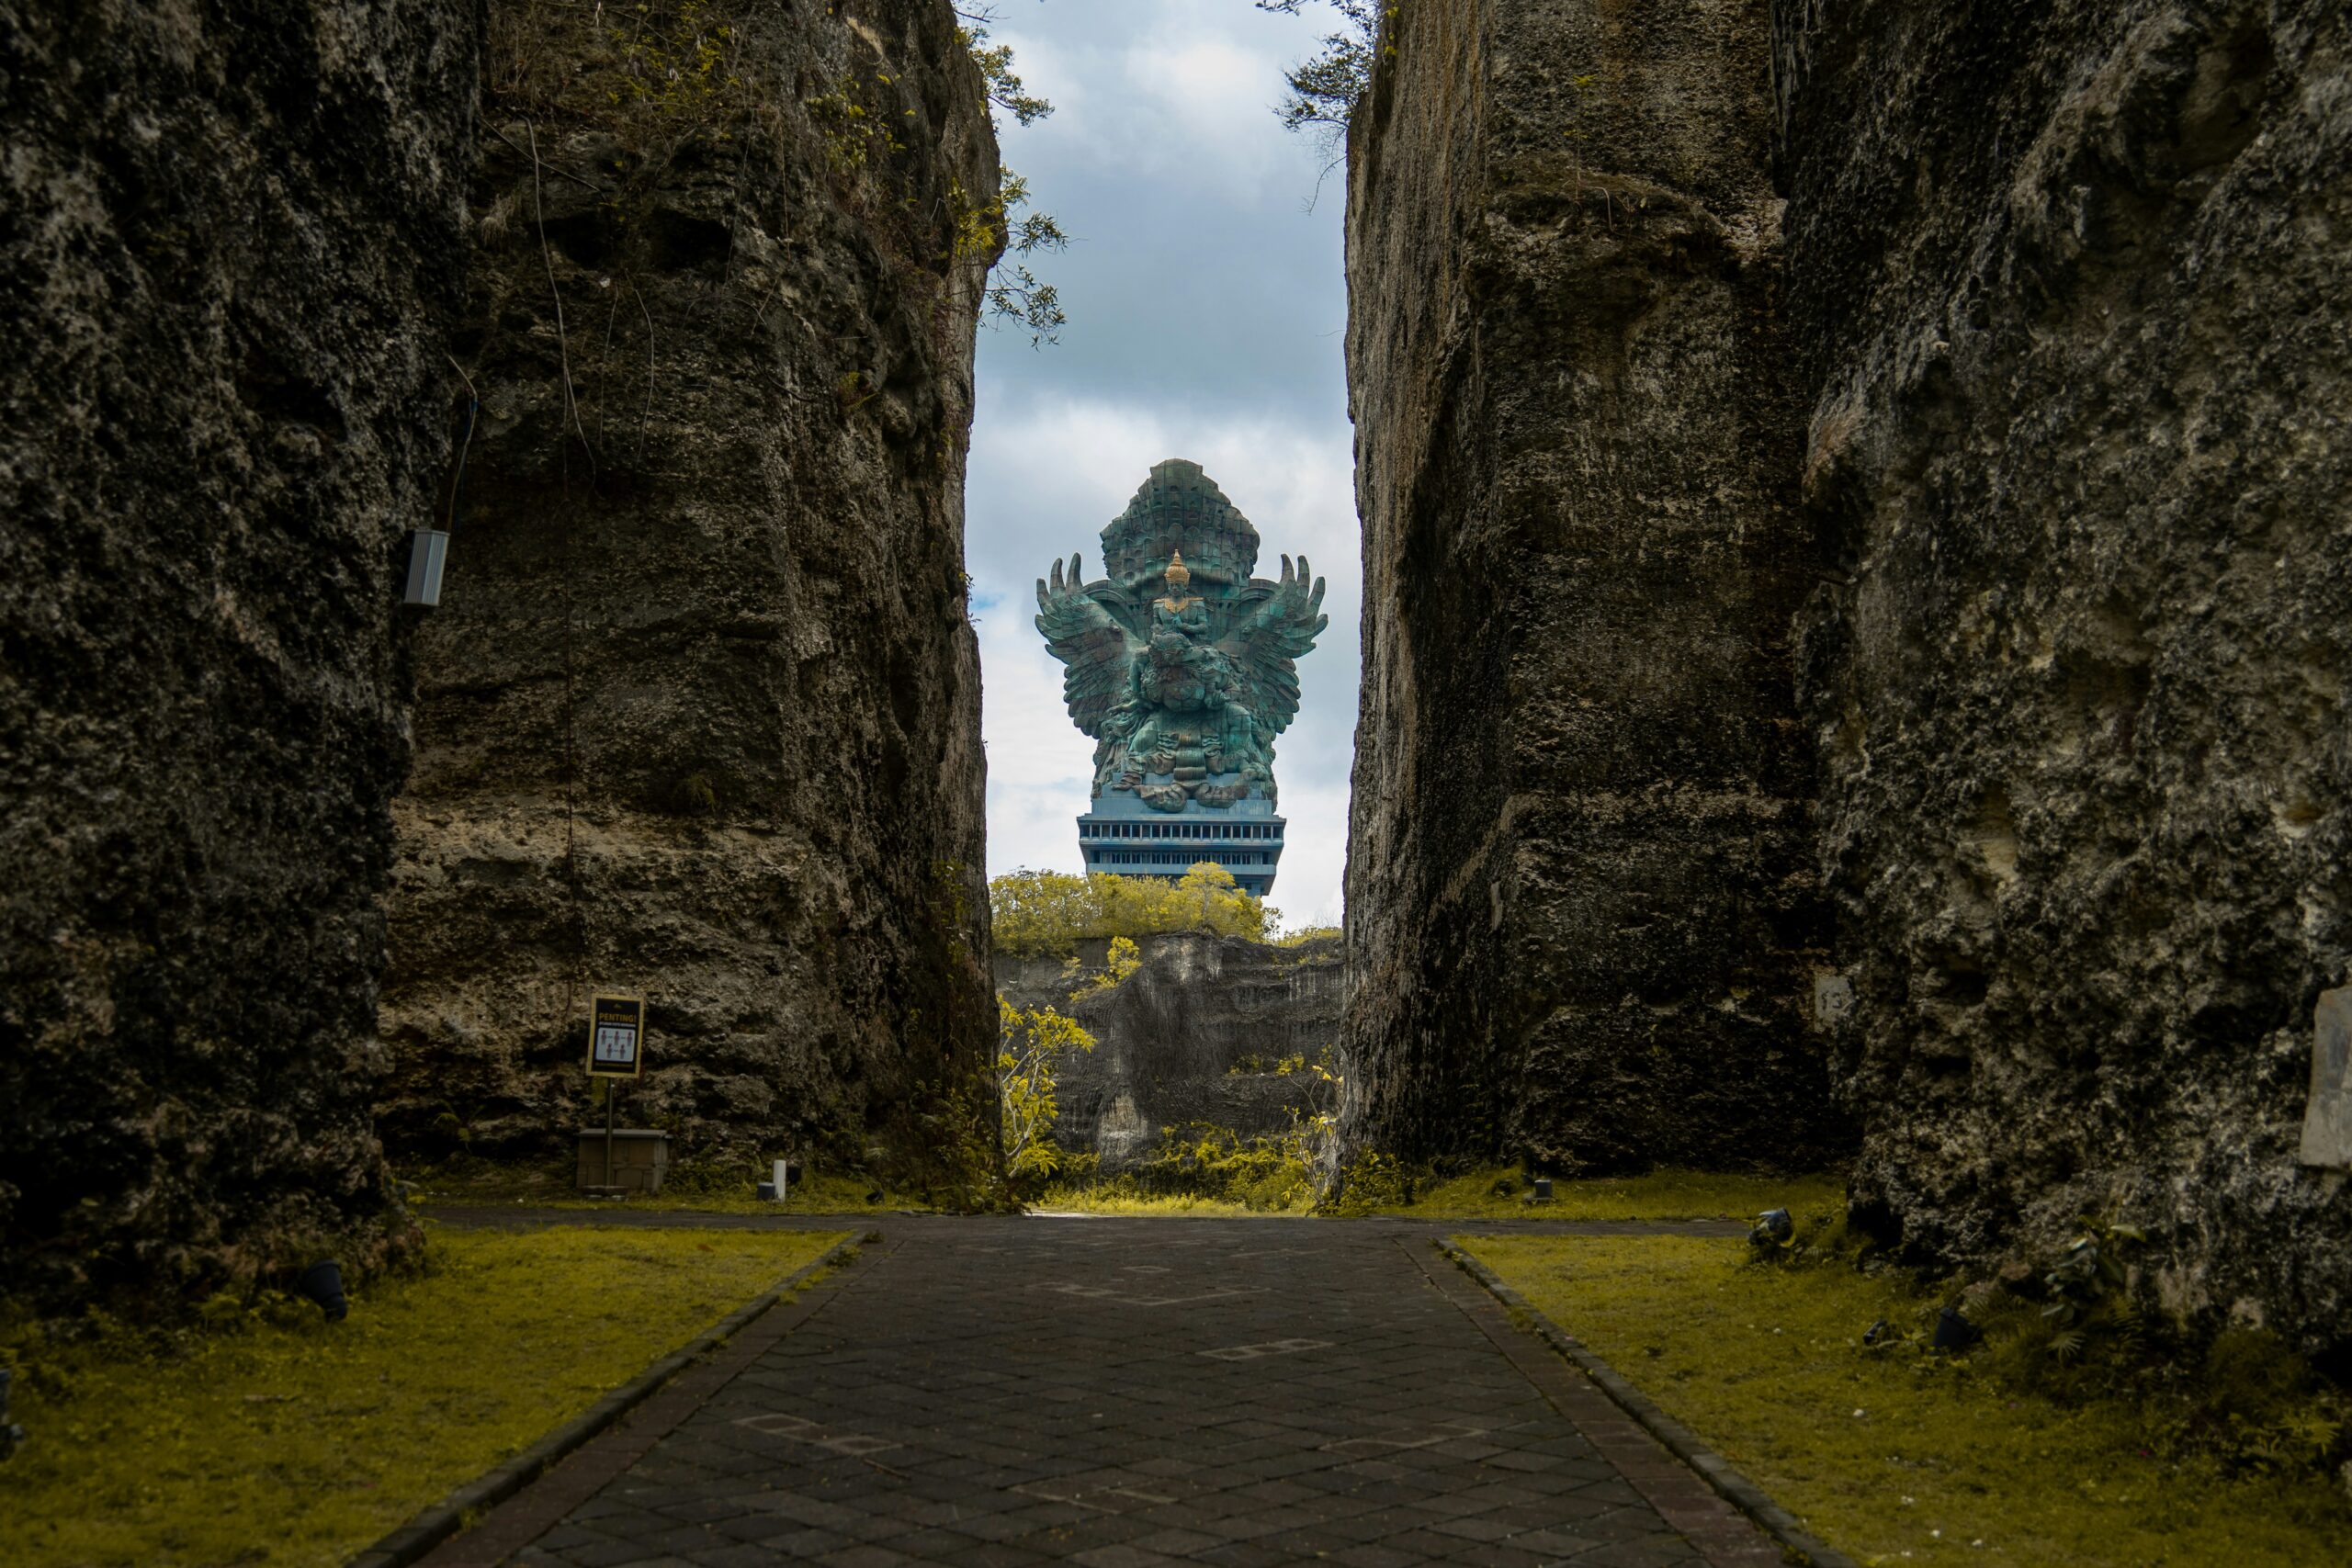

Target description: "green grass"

left=1029, top=1187, right=1312, bottom=1217
left=1377, top=1165, right=1845, bottom=1222
left=0, top=1223, right=847, bottom=1568
left=1028, top=1165, right=1836, bottom=1221
left=1464, top=1233, right=2352, bottom=1568
left=405, top=1155, right=927, bottom=1215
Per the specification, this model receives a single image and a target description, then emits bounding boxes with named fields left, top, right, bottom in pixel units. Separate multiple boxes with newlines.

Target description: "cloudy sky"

left=964, top=0, right=1357, bottom=931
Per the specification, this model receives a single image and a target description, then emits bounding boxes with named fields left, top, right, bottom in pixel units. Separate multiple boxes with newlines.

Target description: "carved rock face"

left=378, top=0, right=1001, bottom=1168
left=1780, top=0, right=2352, bottom=1346
left=1346, top=0, right=2352, bottom=1348
left=0, top=0, right=479, bottom=1308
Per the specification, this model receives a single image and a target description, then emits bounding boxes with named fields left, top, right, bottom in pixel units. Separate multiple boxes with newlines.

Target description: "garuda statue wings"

left=1035, top=460, right=1327, bottom=811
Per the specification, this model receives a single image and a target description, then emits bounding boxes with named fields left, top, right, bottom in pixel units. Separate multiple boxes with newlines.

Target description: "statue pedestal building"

left=1078, top=792, right=1285, bottom=897
left=1037, top=459, right=1325, bottom=897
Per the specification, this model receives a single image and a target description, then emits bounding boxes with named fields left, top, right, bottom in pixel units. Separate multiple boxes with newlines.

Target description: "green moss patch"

left=1381, top=1166, right=1844, bottom=1222
left=1030, top=1188, right=1311, bottom=1217
left=406, top=1154, right=924, bottom=1214
left=1464, top=1234, right=2352, bottom=1568
left=0, top=1224, right=846, bottom=1567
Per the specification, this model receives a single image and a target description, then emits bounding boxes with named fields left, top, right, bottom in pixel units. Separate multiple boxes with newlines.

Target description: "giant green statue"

left=1035, top=460, right=1326, bottom=818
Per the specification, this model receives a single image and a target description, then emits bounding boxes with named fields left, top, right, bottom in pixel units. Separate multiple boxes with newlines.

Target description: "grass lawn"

left=1379, top=1166, right=1844, bottom=1222
left=1029, top=1187, right=1312, bottom=1216
left=0, top=1223, right=847, bottom=1568
left=1025, top=1166, right=1838, bottom=1221
left=1464, top=1233, right=2352, bottom=1568
left=406, top=1155, right=925, bottom=1215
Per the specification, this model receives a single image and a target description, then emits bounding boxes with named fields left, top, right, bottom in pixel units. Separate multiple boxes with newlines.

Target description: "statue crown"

left=1164, top=550, right=1192, bottom=589
left=1101, top=458, right=1260, bottom=591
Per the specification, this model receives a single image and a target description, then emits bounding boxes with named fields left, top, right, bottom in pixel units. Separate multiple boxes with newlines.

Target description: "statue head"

left=1164, top=550, right=1193, bottom=592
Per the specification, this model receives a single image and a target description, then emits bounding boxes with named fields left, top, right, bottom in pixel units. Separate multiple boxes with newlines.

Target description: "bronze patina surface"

left=1035, top=460, right=1327, bottom=812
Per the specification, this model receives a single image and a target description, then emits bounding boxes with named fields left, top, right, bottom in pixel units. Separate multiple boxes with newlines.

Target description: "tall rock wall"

left=1002, top=934, right=1345, bottom=1168
left=1343, top=0, right=2351, bottom=1346
left=0, top=0, right=475, bottom=1306
left=379, top=0, right=998, bottom=1170
left=1780, top=1, right=2352, bottom=1340
left=1341, top=0, right=1844, bottom=1173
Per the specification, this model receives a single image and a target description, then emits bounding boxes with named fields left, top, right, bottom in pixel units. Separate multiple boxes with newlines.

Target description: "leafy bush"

left=991, top=863, right=1271, bottom=957
left=1067, top=934, right=1141, bottom=999
left=997, top=998, right=1095, bottom=1187
left=1103, top=1123, right=1317, bottom=1213
left=1319, top=1147, right=1415, bottom=1215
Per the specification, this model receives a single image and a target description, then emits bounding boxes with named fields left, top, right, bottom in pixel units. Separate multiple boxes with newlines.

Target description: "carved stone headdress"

left=1101, top=458, right=1261, bottom=593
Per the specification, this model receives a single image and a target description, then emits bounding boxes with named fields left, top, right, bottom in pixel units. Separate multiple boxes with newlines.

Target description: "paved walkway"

left=421, top=1217, right=1778, bottom=1568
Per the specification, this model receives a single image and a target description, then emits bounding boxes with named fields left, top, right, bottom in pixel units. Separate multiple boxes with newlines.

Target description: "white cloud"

left=966, top=3, right=1357, bottom=934
left=993, top=2, right=1315, bottom=204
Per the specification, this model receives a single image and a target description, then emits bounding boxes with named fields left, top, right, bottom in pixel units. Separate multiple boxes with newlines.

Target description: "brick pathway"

left=424, top=1218, right=1779, bottom=1568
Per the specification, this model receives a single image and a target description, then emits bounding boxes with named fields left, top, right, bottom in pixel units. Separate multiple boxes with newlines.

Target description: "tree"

left=1254, top=1, right=1391, bottom=144
left=990, top=865, right=1272, bottom=958
left=956, top=5, right=1067, bottom=345
left=998, top=998, right=1096, bottom=1181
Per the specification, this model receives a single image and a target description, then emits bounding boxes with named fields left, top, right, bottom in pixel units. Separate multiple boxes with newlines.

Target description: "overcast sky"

left=965, top=0, right=1356, bottom=931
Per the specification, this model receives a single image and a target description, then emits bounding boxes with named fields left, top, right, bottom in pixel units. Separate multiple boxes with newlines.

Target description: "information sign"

left=586, top=993, right=647, bottom=1077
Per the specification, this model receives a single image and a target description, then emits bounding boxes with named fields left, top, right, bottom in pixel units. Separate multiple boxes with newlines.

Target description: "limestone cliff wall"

left=0, top=1, right=476, bottom=1305
left=379, top=0, right=997, bottom=1169
left=1779, top=1, right=2352, bottom=1341
left=1341, top=0, right=1845, bottom=1174
left=999, top=934, right=1344, bottom=1167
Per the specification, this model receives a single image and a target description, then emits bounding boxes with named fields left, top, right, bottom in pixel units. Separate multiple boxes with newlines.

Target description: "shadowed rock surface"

left=0, top=0, right=477, bottom=1305
left=1340, top=0, right=1845, bottom=1177
left=1000, top=932, right=1344, bottom=1167
left=379, top=0, right=998, bottom=1172
left=1342, top=0, right=2350, bottom=1347
left=1780, top=0, right=2352, bottom=1343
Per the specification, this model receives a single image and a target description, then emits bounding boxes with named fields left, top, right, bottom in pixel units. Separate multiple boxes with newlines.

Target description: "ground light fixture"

left=1933, top=1306, right=1982, bottom=1351
left=0, top=1367, right=24, bottom=1459
left=299, top=1259, right=349, bottom=1321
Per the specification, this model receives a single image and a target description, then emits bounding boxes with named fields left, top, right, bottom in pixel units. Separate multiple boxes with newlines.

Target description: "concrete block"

left=2301, top=987, right=2352, bottom=1169
left=1813, top=974, right=1854, bottom=1032
left=576, top=1129, right=672, bottom=1193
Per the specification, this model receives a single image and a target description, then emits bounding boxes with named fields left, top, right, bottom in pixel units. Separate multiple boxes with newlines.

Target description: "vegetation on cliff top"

left=990, top=863, right=1271, bottom=956
left=1256, top=0, right=1390, bottom=141
left=0, top=1225, right=845, bottom=1567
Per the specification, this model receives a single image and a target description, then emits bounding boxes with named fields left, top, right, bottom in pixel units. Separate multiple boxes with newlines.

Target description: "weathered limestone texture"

left=1341, top=0, right=1843, bottom=1173
left=1780, top=1, right=2352, bottom=1340
left=1001, top=933, right=1344, bottom=1168
left=380, top=1, right=998, bottom=1168
left=0, top=1, right=475, bottom=1305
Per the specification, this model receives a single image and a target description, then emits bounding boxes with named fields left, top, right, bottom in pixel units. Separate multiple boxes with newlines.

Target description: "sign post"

left=585, top=993, right=646, bottom=1193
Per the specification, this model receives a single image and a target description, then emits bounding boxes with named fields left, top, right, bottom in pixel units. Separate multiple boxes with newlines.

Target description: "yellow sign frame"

left=586, top=992, right=647, bottom=1078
